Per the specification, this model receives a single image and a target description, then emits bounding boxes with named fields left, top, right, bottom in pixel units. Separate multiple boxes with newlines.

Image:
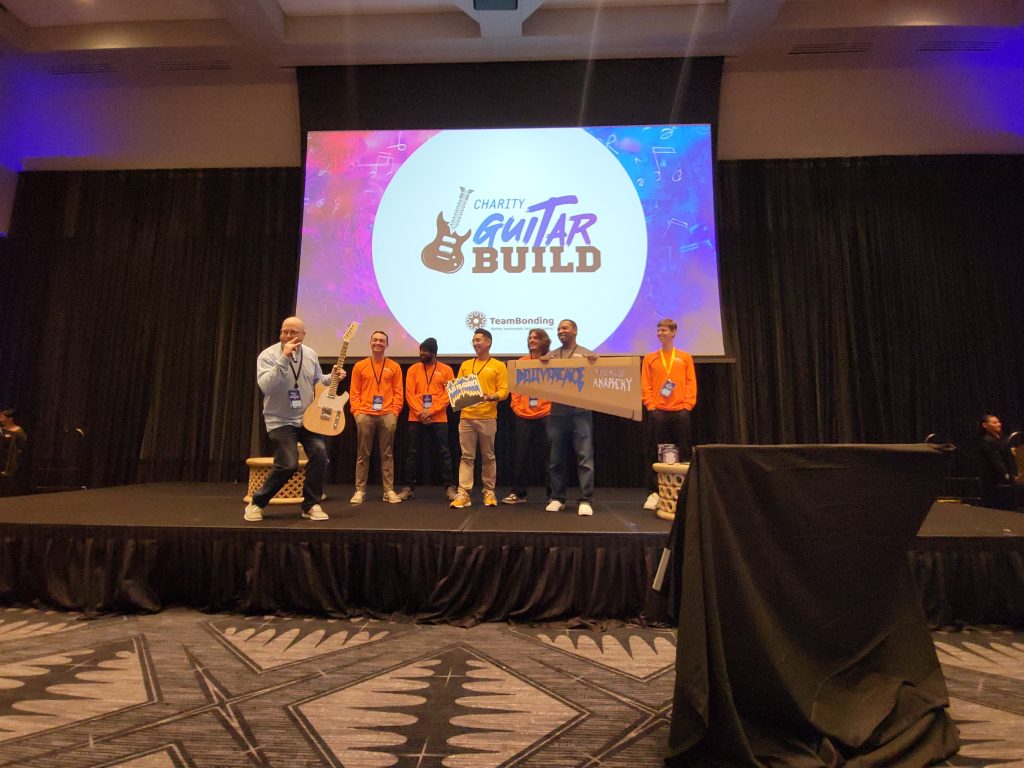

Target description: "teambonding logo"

left=422, top=186, right=474, bottom=274
left=465, top=311, right=487, bottom=330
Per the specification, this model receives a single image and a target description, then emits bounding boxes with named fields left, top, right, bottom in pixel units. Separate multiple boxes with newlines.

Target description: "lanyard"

left=370, top=358, right=386, bottom=392
left=472, top=358, right=491, bottom=376
left=659, top=348, right=675, bottom=377
left=558, top=345, right=578, bottom=359
left=288, top=347, right=303, bottom=386
left=424, top=363, right=437, bottom=388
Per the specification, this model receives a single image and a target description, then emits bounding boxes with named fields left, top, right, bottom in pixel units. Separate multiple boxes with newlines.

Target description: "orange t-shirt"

left=641, top=348, right=697, bottom=412
left=510, top=355, right=551, bottom=419
left=350, top=357, right=404, bottom=416
left=405, top=361, right=454, bottom=422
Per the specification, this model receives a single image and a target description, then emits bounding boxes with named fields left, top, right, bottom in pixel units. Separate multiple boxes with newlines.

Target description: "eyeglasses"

left=280, top=329, right=305, bottom=336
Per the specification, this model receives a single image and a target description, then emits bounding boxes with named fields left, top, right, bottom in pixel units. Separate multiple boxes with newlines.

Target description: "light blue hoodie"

left=256, top=343, right=332, bottom=431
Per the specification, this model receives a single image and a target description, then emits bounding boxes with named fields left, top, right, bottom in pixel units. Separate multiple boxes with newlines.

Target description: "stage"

left=0, top=483, right=1021, bottom=626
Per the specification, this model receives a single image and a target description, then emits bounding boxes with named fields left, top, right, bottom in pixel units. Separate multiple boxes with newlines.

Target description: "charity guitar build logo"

left=373, top=128, right=647, bottom=353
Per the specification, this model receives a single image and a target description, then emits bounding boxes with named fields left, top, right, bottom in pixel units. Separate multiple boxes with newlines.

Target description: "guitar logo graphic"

left=421, top=186, right=474, bottom=274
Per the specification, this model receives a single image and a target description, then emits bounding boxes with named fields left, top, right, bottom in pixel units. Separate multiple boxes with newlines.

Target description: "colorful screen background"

left=296, top=125, right=724, bottom=358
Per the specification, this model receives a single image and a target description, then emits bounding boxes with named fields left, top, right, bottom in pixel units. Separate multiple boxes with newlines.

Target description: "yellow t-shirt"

left=456, top=357, right=508, bottom=420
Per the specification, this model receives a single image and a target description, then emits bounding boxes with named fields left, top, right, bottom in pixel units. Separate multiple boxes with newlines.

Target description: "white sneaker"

left=350, top=490, right=365, bottom=504
left=243, top=503, right=263, bottom=522
left=397, top=486, right=414, bottom=500
left=643, top=492, right=660, bottom=511
left=302, top=504, right=329, bottom=520
left=545, top=499, right=565, bottom=512
left=383, top=490, right=403, bottom=504
left=578, top=501, right=594, bottom=517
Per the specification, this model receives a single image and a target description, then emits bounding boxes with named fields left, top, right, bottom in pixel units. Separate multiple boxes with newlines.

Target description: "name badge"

left=660, top=379, right=676, bottom=398
left=288, top=389, right=303, bottom=409
left=422, top=394, right=433, bottom=410
left=529, top=397, right=539, bottom=408
left=372, top=395, right=384, bottom=412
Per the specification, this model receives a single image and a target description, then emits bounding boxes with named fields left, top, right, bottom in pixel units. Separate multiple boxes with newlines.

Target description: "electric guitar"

left=302, top=321, right=359, bottom=436
left=421, top=186, right=474, bottom=274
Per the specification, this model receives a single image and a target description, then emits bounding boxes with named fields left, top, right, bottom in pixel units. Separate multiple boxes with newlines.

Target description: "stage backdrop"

left=1, top=155, right=1022, bottom=488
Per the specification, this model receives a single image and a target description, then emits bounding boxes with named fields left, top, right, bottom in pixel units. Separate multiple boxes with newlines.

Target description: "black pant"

left=510, top=415, right=549, bottom=498
left=253, top=425, right=327, bottom=511
left=645, top=409, right=692, bottom=493
left=403, top=421, right=454, bottom=488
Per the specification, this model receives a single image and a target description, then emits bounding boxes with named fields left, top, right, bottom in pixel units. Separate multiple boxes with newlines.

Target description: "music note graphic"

left=652, top=147, right=684, bottom=182
left=387, top=132, right=408, bottom=152
left=421, top=187, right=474, bottom=274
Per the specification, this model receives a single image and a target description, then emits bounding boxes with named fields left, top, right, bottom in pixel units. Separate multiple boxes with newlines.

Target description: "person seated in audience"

left=0, top=408, right=27, bottom=496
left=979, top=414, right=1020, bottom=511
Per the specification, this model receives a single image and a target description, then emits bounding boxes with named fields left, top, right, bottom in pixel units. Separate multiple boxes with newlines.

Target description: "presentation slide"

left=296, top=125, right=724, bottom=358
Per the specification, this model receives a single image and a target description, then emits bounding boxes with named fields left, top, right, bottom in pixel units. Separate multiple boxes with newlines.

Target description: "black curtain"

left=1, top=156, right=1022, bottom=489
left=0, top=169, right=301, bottom=488
left=709, top=155, right=1024, bottom=477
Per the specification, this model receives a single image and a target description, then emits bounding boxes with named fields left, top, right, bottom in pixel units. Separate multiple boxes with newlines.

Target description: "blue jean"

left=546, top=410, right=594, bottom=502
left=252, top=425, right=327, bottom=511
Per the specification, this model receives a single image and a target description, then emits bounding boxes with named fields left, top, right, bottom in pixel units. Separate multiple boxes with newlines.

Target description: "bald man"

left=244, top=316, right=344, bottom=522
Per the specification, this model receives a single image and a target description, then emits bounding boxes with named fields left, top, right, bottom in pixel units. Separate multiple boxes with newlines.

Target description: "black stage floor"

left=0, top=483, right=672, bottom=533
left=0, top=484, right=1021, bottom=626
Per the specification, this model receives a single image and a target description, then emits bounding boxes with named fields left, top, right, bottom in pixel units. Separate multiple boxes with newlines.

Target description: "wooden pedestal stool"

left=244, top=457, right=309, bottom=505
left=651, top=462, right=691, bottom=521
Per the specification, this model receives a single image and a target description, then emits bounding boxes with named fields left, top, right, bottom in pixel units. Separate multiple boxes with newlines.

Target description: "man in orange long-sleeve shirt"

left=349, top=330, right=404, bottom=504
left=641, top=318, right=697, bottom=510
left=399, top=337, right=457, bottom=501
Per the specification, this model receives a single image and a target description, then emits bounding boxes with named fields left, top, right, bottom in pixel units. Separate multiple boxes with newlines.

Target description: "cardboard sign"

left=507, top=356, right=642, bottom=420
left=445, top=374, right=486, bottom=411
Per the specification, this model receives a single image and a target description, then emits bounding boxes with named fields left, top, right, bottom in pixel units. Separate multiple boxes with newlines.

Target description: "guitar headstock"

left=331, top=322, right=360, bottom=393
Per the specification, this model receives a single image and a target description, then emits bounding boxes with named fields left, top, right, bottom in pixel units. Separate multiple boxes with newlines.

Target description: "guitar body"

left=302, top=383, right=351, bottom=437
left=421, top=212, right=470, bottom=274
left=300, top=320, right=360, bottom=438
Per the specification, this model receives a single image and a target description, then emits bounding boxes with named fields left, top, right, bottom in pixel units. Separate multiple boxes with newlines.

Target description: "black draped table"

left=665, top=444, right=959, bottom=767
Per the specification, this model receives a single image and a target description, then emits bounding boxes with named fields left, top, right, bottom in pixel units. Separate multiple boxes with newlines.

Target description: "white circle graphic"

left=372, top=128, right=647, bottom=355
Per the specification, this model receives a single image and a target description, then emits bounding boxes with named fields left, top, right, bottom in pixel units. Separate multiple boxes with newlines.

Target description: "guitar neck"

left=450, top=187, right=473, bottom=230
left=330, top=340, right=351, bottom=395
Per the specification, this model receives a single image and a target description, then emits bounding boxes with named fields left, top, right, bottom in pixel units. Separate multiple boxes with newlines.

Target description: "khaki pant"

left=458, top=417, right=497, bottom=492
left=354, top=412, right=397, bottom=493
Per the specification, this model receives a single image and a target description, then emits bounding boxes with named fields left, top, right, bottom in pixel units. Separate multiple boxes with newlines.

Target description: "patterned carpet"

left=0, top=608, right=1020, bottom=767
